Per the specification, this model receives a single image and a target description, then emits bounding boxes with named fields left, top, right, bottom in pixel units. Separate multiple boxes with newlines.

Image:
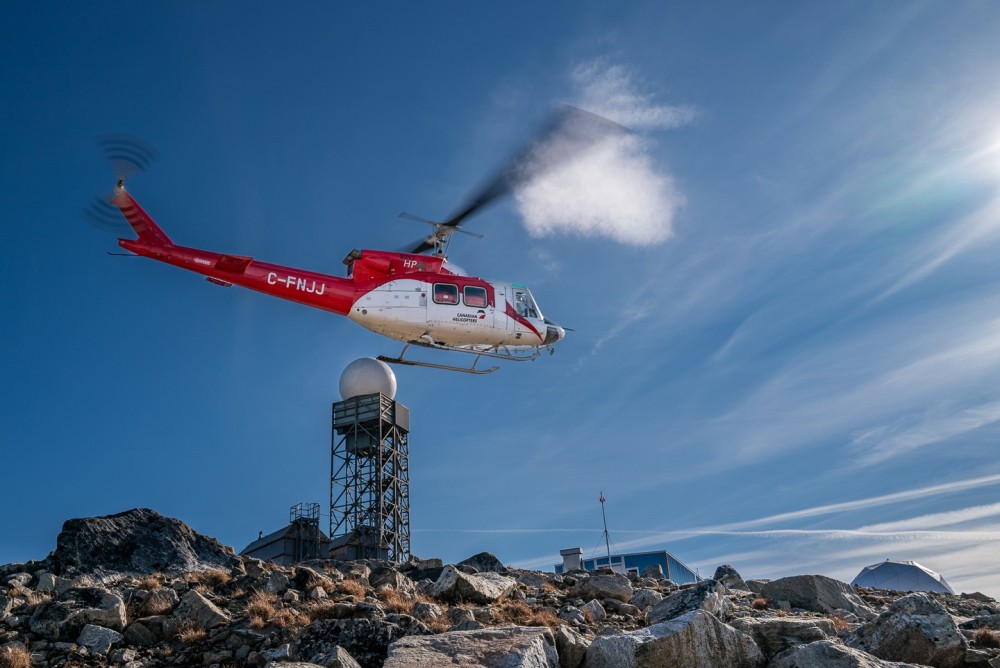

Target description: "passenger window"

left=463, top=286, right=488, bottom=308
left=433, top=283, right=459, bottom=305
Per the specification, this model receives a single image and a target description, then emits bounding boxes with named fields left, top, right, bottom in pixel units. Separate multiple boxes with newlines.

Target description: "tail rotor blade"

left=82, top=196, right=131, bottom=236
left=98, top=134, right=158, bottom=182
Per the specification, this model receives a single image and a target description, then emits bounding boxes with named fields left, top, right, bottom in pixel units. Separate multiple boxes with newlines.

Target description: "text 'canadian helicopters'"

left=86, top=106, right=624, bottom=373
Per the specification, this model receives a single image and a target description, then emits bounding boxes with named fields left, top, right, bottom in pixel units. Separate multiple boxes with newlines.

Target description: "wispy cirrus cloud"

left=515, top=58, right=693, bottom=246
left=849, top=400, right=1000, bottom=466
left=507, top=473, right=1000, bottom=571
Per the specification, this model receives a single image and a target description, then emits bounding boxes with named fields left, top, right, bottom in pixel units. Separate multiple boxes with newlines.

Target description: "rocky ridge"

left=1, top=508, right=1000, bottom=668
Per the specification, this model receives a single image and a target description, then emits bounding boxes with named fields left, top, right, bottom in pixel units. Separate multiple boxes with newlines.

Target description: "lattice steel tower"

left=330, top=385, right=411, bottom=562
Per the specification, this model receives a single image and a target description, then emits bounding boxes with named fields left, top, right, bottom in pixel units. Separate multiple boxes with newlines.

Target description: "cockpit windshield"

left=513, top=287, right=541, bottom=319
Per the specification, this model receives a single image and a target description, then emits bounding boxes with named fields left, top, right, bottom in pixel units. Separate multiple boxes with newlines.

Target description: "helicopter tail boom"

left=112, top=185, right=174, bottom=247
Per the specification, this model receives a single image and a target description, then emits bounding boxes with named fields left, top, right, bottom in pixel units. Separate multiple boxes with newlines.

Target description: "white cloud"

left=571, top=59, right=697, bottom=130
left=849, top=400, right=1000, bottom=466
left=514, top=59, right=691, bottom=246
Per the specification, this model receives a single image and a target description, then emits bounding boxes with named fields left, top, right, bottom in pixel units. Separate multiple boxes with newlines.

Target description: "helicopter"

left=87, top=107, right=623, bottom=374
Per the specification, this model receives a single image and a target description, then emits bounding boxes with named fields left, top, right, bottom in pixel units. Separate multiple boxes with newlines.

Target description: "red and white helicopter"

left=88, top=108, right=622, bottom=373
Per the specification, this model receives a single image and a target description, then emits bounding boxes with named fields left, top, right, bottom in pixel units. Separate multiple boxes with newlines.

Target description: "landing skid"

left=377, top=340, right=543, bottom=375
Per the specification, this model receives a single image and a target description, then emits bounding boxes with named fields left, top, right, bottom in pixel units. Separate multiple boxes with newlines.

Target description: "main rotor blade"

left=440, top=105, right=627, bottom=230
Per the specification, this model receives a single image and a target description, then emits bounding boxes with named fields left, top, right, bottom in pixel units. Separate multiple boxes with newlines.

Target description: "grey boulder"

left=384, top=626, right=557, bottom=668
left=569, top=574, right=634, bottom=603
left=847, top=592, right=967, bottom=668
left=50, top=508, right=236, bottom=577
left=583, top=609, right=765, bottom=668
left=770, top=639, right=931, bottom=667
left=645, top=580, right=730, bottom=624
left=175, top=589, right=230, bottom=629
left=760, top=575, right=874, bottom=619
left=714, top=564, right=751, bottom=591
left=76, top=623, right=122, bottom=654
left=730, top=616, right=836, bottom=658
left=431, top=565, right=516, bottom=604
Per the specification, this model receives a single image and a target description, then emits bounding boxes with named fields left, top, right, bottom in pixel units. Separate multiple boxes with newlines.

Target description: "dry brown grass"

left=23, top=590, right=53, bottom=612
left=492, top=601, right=561, bottom=628
left=775, top=609, right=788, bottom=618
left=581, top=607, right=594, bottom=623
left=541, top=581, right=559, bottom=593
left=245, top=591, right=278, bottom=629
left=175, top=619, right=207, bottom=644
left=137, top=573, right=164, bottom=590
left=303, top=599, right=341, bottom=621
left=378, top=587, right=414, bottom=614
left=272, top=607, right=311, bottom=629
left=426, top=616, right=452, bottom=633
left=337, top=579, right=366, bottom=598
left=141, top=593, right=176, bottom=617
left=751, top=597, right=768, bottom=610
left=974, top=627, right=1000, bottom=648
left=187, top=569, right=231, bottom=590
left=0, top=645, right=31, bottom=668
left=831, top=616, right=853, bottom=634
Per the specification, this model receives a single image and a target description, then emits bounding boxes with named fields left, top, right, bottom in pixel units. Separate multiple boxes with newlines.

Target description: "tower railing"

left=330, top=393, right=411, bottom=562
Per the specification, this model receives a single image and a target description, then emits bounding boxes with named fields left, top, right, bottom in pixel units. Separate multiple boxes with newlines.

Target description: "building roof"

left=240, top=521, right=330, bottom=555
left=240, top=525, right=289, bottom=555
left=851, top=560, right=954, bottom=594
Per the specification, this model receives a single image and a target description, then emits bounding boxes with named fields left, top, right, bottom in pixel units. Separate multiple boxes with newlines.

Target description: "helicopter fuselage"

left=113, top=189, right=564, bottom=356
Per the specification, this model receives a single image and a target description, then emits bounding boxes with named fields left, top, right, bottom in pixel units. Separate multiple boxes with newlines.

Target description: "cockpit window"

left=513, top=289, right=539, bottom=319
left=463, top=286, right=488, bottom=308
left=433, top=283, right=459, bottom=305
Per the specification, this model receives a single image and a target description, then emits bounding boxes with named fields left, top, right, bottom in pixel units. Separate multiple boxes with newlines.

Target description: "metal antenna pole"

left=600, top=491, right=611, bottom=565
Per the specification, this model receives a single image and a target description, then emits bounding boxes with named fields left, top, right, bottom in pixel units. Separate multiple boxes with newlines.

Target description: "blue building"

left=555, top=547, right=700, bottom=584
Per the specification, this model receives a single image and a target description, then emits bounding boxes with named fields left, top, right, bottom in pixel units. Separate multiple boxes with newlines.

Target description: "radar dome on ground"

left=339, top=358, right=397, bottom=400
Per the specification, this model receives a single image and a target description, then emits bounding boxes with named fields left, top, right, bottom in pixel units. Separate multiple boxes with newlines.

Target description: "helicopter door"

left=509, top=287, right=541, bottom=338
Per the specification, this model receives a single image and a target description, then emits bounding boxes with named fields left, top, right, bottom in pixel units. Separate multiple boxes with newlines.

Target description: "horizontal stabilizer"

left=215, top=254, right=253, bottom=273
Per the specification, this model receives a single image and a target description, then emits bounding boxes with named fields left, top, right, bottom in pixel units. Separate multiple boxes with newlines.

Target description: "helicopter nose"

left=543, top=321, right=566, bottom=345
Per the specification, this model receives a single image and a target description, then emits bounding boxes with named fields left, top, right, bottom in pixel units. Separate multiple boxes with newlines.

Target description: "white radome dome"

left=339, top=357, right=397, bottom=400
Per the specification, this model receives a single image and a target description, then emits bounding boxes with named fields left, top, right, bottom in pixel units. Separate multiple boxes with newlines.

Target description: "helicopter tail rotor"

left=83, top=134, right=159, bottom=237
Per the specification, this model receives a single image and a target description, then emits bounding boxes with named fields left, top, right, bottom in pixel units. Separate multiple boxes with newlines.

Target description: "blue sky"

left=4, top=2, right=1000, bottom=595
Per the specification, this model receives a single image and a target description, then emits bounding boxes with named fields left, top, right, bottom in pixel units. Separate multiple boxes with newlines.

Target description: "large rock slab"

left=50, top=508, right=236, bottom=577
left=583, top=609, right=765, bottom=668
left=569, top=574, right=633, bottom=603
left=459, top=552, right=509, bottom=575
left=555, top=625, right=590, bottom=668
left=645, top=580, right=729, bottom=624
left=847, top=592, right=967, bottom=668
left=76, top=624, right=122, bottom=654
left=431, top=565, right=516, bottom=604
left=730, top=616, right=836, bottom=658
left=175, top=589, right=230, bottom=629
left=384, top=626, right=557, bottom=668
left=761, top=575, right=874, bottom=619
left=770, top=639, right=930, bottom=667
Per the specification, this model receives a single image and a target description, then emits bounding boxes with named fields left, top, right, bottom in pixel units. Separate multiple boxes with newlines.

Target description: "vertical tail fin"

left=111, top=183, right=173, bottom=247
